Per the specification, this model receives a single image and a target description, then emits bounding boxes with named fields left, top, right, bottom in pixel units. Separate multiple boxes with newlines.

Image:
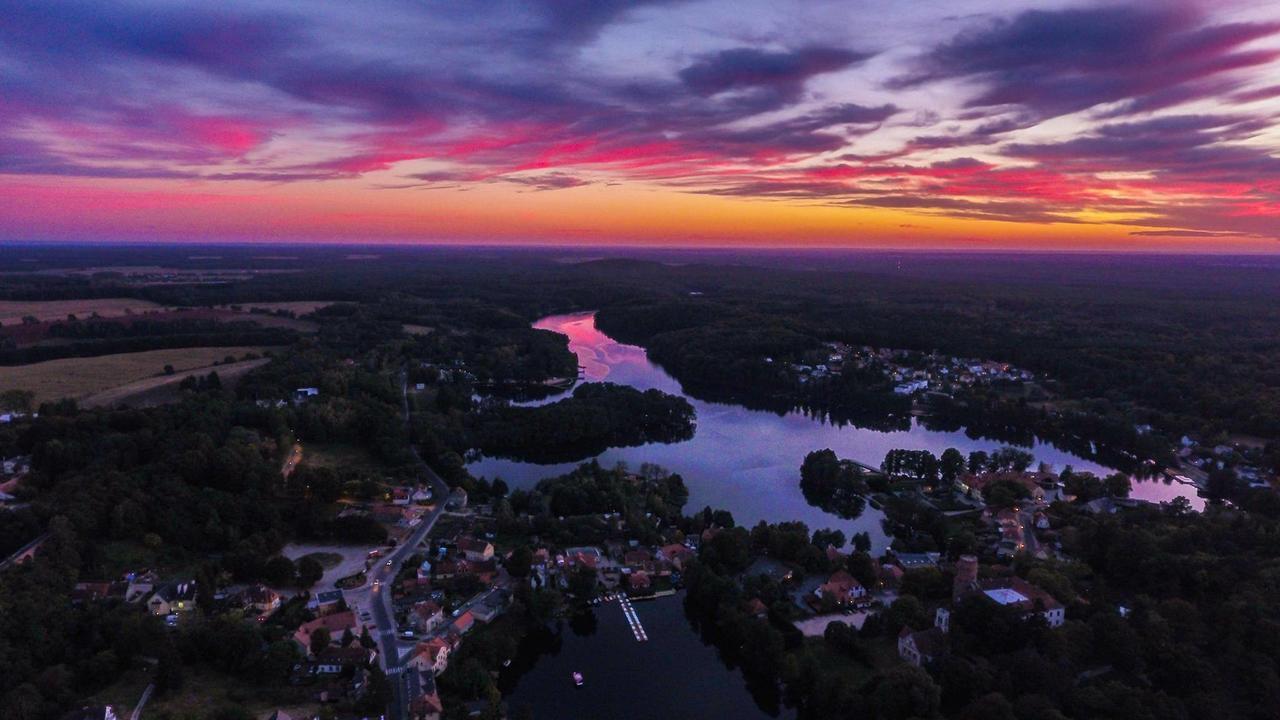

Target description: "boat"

left=502, top=659, right=512, bottom=668
left=572, top=671, right=584, bottom=687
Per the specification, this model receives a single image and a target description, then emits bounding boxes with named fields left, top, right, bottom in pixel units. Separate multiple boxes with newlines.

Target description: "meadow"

left=0, top=297, right=163, bottom=325
left=0, top=346, right=267, bottom=405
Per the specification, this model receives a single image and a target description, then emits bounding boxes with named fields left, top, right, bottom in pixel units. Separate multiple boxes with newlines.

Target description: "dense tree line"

left=466, top=383, right=695, bottom=463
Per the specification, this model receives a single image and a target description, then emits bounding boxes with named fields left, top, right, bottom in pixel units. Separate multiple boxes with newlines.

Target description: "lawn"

left=301, top=443, right=392, bottom=474
left=91, top=540, right=200, bottom=579
left=0, top=346, right=268, bottom=405
left=91, top=665, right=316, bottom=720
left=0, top=297, right=163, bottom=325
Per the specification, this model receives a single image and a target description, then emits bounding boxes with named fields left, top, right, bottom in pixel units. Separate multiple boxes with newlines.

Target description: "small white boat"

left=572, top=671, right=584, bottom=687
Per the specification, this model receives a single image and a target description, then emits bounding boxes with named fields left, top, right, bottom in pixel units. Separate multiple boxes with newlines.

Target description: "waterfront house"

left=659, top=543, right=695, bottom=570
left=627, top=570, right=651, bottom=592
left=815, top=570, right=867, bottom=607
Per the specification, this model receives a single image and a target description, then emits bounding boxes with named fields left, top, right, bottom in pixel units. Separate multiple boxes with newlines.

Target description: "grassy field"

left=220, top=300, right=336, bottom=315
left=81, top=356, right=271, bottom=408
left=0, top=297, right=163, bottom=325
left=91, top=665, right=317, bottom=720
left=301, top=443, right=391, bottom=473
left=0, top=346, right=268, bottom=404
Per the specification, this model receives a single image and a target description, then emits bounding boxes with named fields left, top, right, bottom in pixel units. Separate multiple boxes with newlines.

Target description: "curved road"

left=363, top=371, right=452, bottom=720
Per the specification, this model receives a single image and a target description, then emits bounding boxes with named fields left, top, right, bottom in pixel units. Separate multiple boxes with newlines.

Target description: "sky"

left=1, top=0, right=1278, bottom=251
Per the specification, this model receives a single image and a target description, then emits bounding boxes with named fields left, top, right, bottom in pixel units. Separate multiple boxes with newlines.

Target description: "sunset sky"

left=2, top=0, right=1278, bottom=250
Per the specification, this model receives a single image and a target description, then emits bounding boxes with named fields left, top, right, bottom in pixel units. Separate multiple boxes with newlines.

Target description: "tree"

left=871, top=665, right=942, bottom=720
left=852, top=531, right=871, bottom=553
left=164, top=364, right=175, bottom=375
left=568, top=566, right=598, bottom=601
left=360, top=626, right=376, bottom=649
left=1104, top=473, right=1132, bottom=498
left=940, top=447, right=966, bottom=484
left=309, top=627, right=332, bottom=656
left=813, top=528, right=846, bottom=550
left=357, top=664, right=390, bottom=715
left=297, top=556, right=325, bottom=588
left=341, top=628, right=356, bottom=647
left=265, top=556, right=297, bottom=586
left=507, top=545, right=533, bottom=579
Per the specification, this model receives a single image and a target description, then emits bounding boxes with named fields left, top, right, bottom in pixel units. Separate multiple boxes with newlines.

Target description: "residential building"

left=410, top=600, right=445, bottom=633
left=898, top=609, right=950, bottom=667
left=407, top=637, right=451, bottom=676
left=457, top=537, right=494, bottom=562
left=147, top=581, right=197, bottom=615
left=972, top=577, right=1065, bottom=627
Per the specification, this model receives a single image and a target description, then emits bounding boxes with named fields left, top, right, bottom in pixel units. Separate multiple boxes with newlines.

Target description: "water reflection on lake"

left=499, top=594, right=794, bottom=720
left=467, top=313, right=1203, bottom=550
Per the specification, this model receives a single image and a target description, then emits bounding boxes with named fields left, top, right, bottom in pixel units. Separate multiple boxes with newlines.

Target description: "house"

left=59, top=707, right=117, bottom=720
left=973, top=577, right=1065, bottom=627
left=294, top=387, right=320, bottom=400
left=407, top=637, right=451, bottom=676
left=471, top=588, right=510, bottom=623
left=238, top=584, right=282, bottom=619
left=148, top=581, right=198, bottom=615
left=266, top=711, right=293, bottom=720
left=532, top=547, right=550, bottom=568
left=447, top=487, right=468, bottom=510
left=449, top=610, right=476, bottom=636
left=391, top=487, right=412, bottom=506
left=623, top=548, right=652, bottom=569
left=410, top=600, right=445, bottom=633
left=308, top=589, right=346, bottom=614
left=824, top=544, right=848, bottom=563
left=898, top=608, right=950, bottom=667
left=294, top=610, right=360, bottom=651
left=890, top=552, right=940, bottom=570
left=410, top=670, right=444, bottom=720
left=411, top=486, right=434, bottom=504
left=71, top=581, right=127, bottom=604
left=316, top=645, right=375, bottom=669
left=457, top=537, right=494, bottom=562
left=815, top=570, right=867, bottom=607
left=745, top=598, right=768, bottom=618
left=658, top=543, right=695, bottom=570
left=627, top=570, right=651, bottom=592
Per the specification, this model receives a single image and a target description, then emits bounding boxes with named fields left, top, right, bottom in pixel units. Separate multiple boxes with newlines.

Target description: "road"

left=281, top=442, right=303, bottom=479
left=365, top=370, right=452, bottom=720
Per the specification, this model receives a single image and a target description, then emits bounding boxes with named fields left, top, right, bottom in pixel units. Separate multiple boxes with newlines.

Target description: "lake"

left=499, top=594, right=794, bottom=720
left=467, top=312, right=1202, bottom=552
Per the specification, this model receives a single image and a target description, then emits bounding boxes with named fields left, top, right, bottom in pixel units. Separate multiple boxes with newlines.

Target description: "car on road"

left=386, top=559, right=393, bottom=567
left=373, top=579, right=381, bottom=591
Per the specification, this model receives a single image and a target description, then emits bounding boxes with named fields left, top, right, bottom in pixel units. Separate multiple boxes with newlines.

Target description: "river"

left=499, top=594, right=794, bottom=720
left=466, top=312, right=1202, bottom=552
